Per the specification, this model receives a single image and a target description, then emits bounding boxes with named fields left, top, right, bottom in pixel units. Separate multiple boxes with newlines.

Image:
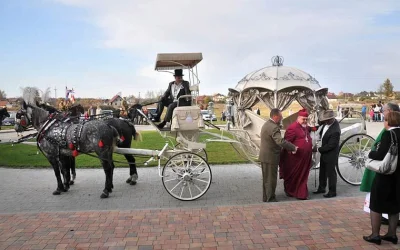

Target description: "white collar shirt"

left=321, top=123, right=331, bottom=139
left=171, top=82, right=182, bottom=102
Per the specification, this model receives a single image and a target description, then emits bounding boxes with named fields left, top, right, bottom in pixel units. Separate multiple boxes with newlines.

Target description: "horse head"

left=128, top=104, right=143, bottom=119
left=0, top=107, right=10, bottom=118
left=68, top=104, right=84, bottom=117
left=22, top=101, right=49, bottom=130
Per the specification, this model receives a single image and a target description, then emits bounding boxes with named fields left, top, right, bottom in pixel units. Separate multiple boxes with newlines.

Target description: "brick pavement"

left=1, top=196, right=399, bottom=250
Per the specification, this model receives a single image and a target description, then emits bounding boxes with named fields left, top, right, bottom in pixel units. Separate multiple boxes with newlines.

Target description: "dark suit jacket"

left=163, top=81, right=191, bottom=106
left=259, top=119, right=296, bottom=164
left=318, top=120, right=341, bottom=163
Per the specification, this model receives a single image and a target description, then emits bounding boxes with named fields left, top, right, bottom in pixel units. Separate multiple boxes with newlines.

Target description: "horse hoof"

left=126, top=177, right=132, bottom=184
left=53, top=190, right=61, bottom=195
left=130, top=180, right=137, bottom=185
left=100, top=192, right=109, bottom=198
left=69, top=180, right=74, bottom=185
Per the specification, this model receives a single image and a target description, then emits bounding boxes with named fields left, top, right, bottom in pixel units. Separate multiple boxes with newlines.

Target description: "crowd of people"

left=368, top=102, right=385, bottom=122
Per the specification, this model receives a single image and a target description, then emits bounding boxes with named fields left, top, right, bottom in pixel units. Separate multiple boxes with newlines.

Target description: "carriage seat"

left=171, top=106, right=205, bottom=131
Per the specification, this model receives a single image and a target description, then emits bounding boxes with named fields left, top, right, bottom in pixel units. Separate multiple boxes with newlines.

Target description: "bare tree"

left=145, top=90, right=155, bottom=99
left=0, top=89, right=6, bottom=99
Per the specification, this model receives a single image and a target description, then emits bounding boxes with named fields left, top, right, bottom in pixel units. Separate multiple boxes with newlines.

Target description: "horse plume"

left=40, top=87, right=52, bottom=104
left=21, top=86, right=39, bottom=106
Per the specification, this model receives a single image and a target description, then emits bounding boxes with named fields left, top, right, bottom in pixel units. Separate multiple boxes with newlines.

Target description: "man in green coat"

left=360, top=102, right=399, bottom=223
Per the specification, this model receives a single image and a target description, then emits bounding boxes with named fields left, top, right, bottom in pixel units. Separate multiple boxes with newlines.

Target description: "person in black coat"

left=363, top=111, right=400, bottom=245
left=154, top=69, right=191, bottom=129
left=312, top=109, right=341, bottom=198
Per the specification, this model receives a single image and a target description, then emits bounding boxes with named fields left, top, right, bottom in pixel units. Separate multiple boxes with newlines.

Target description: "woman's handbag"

left=366, top=129, right=398, bottom=175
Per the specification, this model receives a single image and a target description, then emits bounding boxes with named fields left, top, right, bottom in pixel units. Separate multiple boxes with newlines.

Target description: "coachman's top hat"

left=173, top=69, right=184, bottom=76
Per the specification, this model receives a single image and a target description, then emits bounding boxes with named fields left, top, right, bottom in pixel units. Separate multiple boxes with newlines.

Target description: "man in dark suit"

left=259, top=108, right=297, bottom=202
left=154, top=69, right=191, bottom=129
left=313, top=109, right=341, bottom=198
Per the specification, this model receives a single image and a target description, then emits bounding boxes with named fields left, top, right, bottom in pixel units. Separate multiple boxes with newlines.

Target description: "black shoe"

left=323, top=192, right=336, bottom=198
left=381, top=234, right=398, bottom=244
left=363, top=235, right=381, bottom=245
left=313, top=189, right=325, bottom=194
left=157, top=121, right=166, bottom=129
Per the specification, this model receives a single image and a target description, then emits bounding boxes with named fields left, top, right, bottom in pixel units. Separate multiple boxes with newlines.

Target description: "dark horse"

left=23, top=96, right=120, bottom=198
left=128, top=104, right=145, bottom=125
left=0, top=107, right=10, bottom=128
left=39, top=103, right=140, bottom=186
left=0, top=108, right=10, bottom=141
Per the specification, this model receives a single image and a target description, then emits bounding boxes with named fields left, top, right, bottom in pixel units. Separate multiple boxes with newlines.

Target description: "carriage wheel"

left=336, top=133, right=375, bottom=186
left=162, top=152, right=212, bottom=201
left=174, top=143, right=208, bottom=161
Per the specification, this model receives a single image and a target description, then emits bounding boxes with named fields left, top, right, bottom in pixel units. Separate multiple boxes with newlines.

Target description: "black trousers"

left=318, top=158, right=337, bottom=193
left=156, top=98, right=189, bottom=123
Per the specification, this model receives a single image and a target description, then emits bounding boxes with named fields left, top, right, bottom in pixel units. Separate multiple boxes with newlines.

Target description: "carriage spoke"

left=339, top=153, right=351, bottom=159
left=192, top=177, right=209, bottom=184
left=191, top=162, right=204, bottom=171
left=169, top=180, right=183, bottom=193
left=196, top=170, right=210, bottom=176
left=164, top=178, right=179, bottom=183
left=188, top=185, right=193, bottom=199
left=193, top=183, right=203, bottom=192
left=179, top=185, right=185, bottom=198
left=362, top=139, right=372, bottom=152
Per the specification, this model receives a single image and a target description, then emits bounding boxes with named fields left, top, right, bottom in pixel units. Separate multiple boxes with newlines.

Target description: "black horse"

left=0, top=107, right=10, bottom=128
left=39, top=103, right=140, bottom=186
left=128, top=104, right=145, bottom=125
left=103, top=117, right=139, bottom=185
left=23, top=97, right=120, bottom=198
left=0, top=108, right=10, bottom=141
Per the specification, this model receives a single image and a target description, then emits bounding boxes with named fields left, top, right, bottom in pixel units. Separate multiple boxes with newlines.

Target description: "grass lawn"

left=1, top=126, right=14, bottom=130
left=0, top=130, right=249, bottom=168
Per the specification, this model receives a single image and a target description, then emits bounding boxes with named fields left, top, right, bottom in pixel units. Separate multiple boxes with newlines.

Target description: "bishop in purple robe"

left=279, top=109, right=313, bottom=200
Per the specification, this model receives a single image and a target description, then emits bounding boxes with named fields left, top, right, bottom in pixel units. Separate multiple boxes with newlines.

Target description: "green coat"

left=359, top=128, right=385, bottom=192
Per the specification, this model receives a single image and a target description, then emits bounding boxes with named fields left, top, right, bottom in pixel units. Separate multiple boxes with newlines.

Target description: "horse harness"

left=37, top=113, right=86, bottom=151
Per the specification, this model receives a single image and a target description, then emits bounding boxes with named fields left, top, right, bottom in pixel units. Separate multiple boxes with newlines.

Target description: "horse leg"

left=60, top=157, right=71, bottom=192
left=100, top=156, right=113, bottom=199
left=125, top=154, right=138, bottom=185
left=69, top=157, right=76, bottom=185
left=47, top=156, right=66, bottom=195
left=111, top=161, right=115, bottom=190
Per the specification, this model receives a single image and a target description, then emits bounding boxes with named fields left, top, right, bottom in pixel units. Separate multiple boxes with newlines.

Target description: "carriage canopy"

left=155, top=53, right=203, bottom=70
left=228, top=56, right=330, bottom=128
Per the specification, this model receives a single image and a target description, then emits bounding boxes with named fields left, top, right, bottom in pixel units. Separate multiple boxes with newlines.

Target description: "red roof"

left=0, top=101, right=9, bottom=107
left=109, top=95, right=122, bottom=103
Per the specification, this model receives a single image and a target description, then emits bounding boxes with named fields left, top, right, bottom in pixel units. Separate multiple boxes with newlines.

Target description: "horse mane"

left=22, top=86, right=39, bottom=106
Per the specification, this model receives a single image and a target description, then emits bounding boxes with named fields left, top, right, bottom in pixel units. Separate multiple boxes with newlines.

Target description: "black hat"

left=173, top=69, right=184, bottom=76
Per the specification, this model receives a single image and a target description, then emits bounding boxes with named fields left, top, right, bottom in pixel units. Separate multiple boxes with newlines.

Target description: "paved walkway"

left=1, top=196, right=398, bottom=250
left=0, top=121, right=394, bottom=249
left=0, top=166, right=363, bottom=214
